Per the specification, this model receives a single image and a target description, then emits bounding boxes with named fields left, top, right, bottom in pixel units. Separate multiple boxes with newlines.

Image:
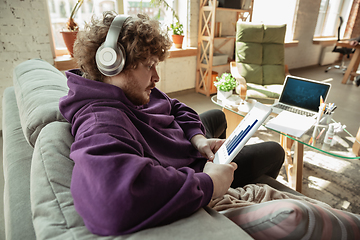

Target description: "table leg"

left=342, top=49, right=360, bottom=84
left=222, top=108, right=244, bottom=137
left=280, top=135, right=295, bottom=189
left=351, top=54, right=360, bottom=81
left=280, top=135, right=304, bottom=192
left=293, top=141, right=304, bottom=192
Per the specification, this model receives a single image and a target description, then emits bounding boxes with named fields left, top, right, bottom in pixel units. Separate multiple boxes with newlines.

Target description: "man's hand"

left=350, top=40, right=359, bottom=46
left=190, top=134, right=225, bottom=161
left=203, top=161, right=237, bottom=199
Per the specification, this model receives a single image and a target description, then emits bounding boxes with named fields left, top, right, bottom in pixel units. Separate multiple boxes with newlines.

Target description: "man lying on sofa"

left=59, top=11, right=360, bottom=239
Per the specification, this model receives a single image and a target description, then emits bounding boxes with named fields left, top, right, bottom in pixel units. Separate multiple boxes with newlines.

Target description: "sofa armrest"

left=2, top=87, right=37, bottom=240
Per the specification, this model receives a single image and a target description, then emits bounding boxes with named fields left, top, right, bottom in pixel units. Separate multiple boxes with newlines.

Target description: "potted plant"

left=214, top=72, right=238, bottom=100
left=170, top=21, right=184, bottom=48
left=60, top=0, right=83, bottom=57
left=149, top=0, right=184, bottom=48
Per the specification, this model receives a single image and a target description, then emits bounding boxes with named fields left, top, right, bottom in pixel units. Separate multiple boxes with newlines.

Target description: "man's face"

left=105, top=56, right=160, bottom=105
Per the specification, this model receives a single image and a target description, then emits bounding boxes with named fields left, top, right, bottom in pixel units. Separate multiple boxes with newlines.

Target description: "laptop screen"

left=279, top=76, right=331, bottom=112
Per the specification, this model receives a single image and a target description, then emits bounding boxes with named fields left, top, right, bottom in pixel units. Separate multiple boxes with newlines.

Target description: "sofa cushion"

left=30, top=121, right=252, bottom=240
left=13, top=58, right=69, bottom=147
left=223, top=199, right=360, bottom=240
left=2, top=87, right=36, bottom=240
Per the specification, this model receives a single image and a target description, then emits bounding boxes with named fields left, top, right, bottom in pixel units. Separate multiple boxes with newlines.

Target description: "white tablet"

left=213, top=102, right=272, bottom=164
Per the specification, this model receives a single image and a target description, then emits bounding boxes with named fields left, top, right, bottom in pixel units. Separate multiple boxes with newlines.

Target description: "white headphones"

left=95, top=15, right=130, bottom=76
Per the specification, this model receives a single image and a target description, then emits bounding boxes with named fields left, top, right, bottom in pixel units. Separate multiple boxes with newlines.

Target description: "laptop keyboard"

left=273, top=104, right=315, bottom=117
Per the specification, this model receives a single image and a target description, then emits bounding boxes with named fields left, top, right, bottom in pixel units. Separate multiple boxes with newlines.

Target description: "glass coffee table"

left=212, top=95, right=360, bottom=192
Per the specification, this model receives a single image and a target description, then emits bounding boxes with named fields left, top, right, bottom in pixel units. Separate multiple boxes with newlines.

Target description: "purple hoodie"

left=59, top=70, right=213, bottom=236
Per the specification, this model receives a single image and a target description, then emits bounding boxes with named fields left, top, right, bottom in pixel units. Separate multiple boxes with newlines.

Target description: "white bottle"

left=322, top=124, right=334, bottom=151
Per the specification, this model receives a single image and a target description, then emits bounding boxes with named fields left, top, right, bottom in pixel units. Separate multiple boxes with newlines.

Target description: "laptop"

left=271, top=75, right=331, bottom=117
left=214, top=102, right=272, bottom=164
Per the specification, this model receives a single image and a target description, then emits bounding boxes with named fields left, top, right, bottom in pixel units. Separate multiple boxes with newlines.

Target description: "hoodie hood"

left=60, top=70, right=136, bottom=124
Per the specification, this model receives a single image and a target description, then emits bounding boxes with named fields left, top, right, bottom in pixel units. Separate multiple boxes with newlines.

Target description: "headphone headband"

left=103, top=15, right=130, bottom=49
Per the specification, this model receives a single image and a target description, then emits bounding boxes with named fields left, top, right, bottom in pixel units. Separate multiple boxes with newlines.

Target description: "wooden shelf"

left=212, top=63, right=232, bottom=68
left=195, top=0, right=254, bottom=97
left=215, top=36, right=236, bottom=39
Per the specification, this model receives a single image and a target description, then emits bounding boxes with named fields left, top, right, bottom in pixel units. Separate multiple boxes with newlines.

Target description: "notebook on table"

left=214, top=102, right=272, bottom=164
left=271, top=75, right=331, bottom=117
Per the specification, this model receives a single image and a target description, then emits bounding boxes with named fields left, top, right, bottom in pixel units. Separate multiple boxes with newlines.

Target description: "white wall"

left=284, top=0, right=323, bottom=69
left=0, top=0, right=54, bottom=127
left=157, top=56, right=197, bottom=93
left=156, top=0, right=199, bottom=93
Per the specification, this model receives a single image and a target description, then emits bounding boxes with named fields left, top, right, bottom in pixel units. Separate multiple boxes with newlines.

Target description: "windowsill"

left=313, top=37, right=350, bottom=46
left=54, top=55, right=77, bottom=71
left=168, top=47, right=198, bottom=58
left=54, top=47, right=198, bottom=71
left=285, top=40, right=299, bottom=48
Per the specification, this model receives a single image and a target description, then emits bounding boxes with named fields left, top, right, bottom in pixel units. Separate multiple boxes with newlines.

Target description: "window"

left=48, top=0, right=118, bottom=56
left=314, top=0, right=352, bottom=38
left=47, top=0, right=182, bottom=57
left=252, top=0, right=298, bottom=42
left=122, top=0, right=181, bottom=35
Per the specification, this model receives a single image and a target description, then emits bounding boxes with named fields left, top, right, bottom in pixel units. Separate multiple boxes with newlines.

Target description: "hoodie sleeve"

left=69, top=118, right=213, bottom=236
left=168, top=97, right=206, bottom=140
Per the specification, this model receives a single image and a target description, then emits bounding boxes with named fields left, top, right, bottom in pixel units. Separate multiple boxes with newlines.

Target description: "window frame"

left=48, top=0, right=186, bottom=58
left=252, top=0, right=299, bottom=43
left=314, top=0, right=352, bottom=39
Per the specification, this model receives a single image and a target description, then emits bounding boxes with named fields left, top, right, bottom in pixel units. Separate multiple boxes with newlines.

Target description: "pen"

left=316, top=128, right=326, bottom=140
left=331, top=105, right=337, bottom=113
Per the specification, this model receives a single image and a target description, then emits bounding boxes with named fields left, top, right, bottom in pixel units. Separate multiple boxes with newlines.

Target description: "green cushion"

left=237, top=63, right=263, bottom=85
left=236, top=42, right=262, bottom=65
left=236, top=22, right=263, bottom=43
left=263, top=43, right=284, bottom=65
left=263, top=24, right=286, bottom=43
left=263, top=65, right=286, bottom=85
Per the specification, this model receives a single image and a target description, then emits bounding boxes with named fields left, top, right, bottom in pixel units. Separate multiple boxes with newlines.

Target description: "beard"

left=121, top=72, right=155, bottom=106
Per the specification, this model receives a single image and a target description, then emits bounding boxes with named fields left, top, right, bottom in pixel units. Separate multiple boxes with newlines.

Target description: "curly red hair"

left=73, top=11, right=172, bottom=82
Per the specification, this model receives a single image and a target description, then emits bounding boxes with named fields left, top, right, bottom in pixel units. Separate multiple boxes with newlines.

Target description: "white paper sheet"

left=265, top=111, right=316, bottom=138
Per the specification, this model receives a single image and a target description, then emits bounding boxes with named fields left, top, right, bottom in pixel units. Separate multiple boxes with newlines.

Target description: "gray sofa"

left=2, top=59, right=300, bottom=240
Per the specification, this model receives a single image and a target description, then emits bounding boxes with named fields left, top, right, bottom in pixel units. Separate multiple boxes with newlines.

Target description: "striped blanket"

left=209, top=184, right=360, bottom=240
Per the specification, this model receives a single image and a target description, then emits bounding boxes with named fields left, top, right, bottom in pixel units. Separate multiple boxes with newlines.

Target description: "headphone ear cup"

left=96, top=43, right=126, bottom=76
